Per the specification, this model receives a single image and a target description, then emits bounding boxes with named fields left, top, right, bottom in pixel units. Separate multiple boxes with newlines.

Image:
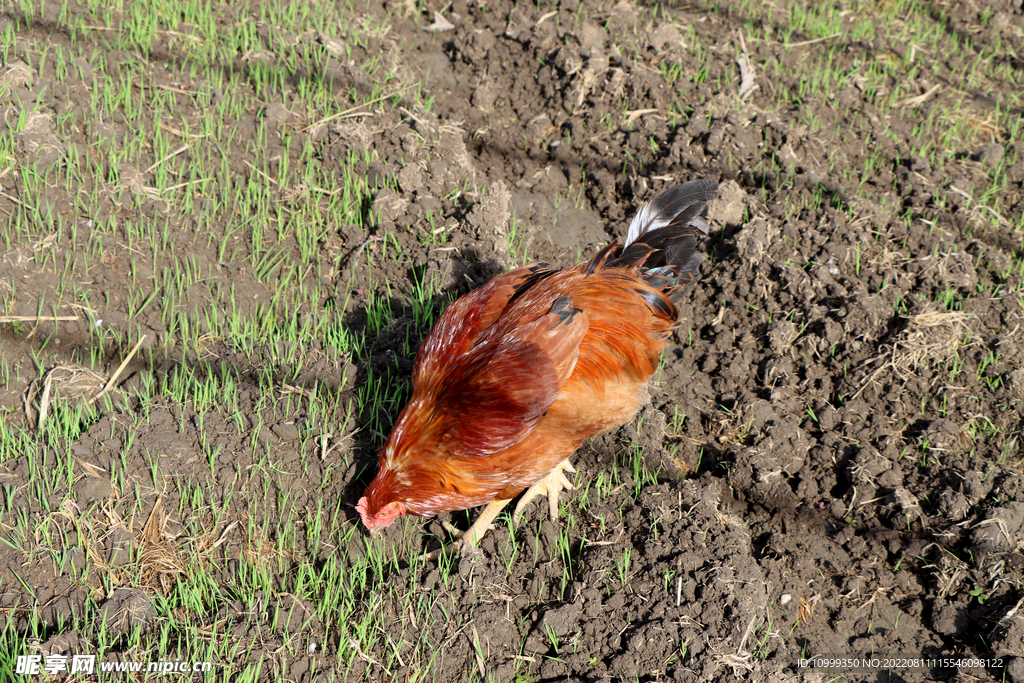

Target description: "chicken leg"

left=514, top=459, right=576, bottom=522
left=464, top=459, right=575, bottom=549
left=426, top=460, right=577, bottom=559
left=462, top=497, right=513, bottom=548
left=421, top=498, right=512, bottom=560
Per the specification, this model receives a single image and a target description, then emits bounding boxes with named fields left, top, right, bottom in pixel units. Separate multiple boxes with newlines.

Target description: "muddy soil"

left=2, top=0, right=1024, bottom=681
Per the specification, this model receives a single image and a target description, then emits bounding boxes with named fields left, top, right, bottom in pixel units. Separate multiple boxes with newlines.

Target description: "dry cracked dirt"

left=1, top=0, right=1024, bottom=681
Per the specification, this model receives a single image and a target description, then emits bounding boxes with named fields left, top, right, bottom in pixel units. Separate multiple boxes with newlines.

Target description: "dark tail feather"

left=608, top=178, right=718, bottom=300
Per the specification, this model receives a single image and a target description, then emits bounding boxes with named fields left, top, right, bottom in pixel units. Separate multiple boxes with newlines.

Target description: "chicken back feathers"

left=357, top=178, right=718, bottom=533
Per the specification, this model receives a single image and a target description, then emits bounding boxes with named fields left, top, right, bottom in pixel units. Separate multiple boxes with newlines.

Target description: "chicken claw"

left=514, top=459, right=576, bottom=522
left=419, top=521, right=469, bottom=561
left=423, top=461, right=578, bottom=560
left=462, top=498, right=513, bottom=549
left=420, top=498, right=513, bottom=561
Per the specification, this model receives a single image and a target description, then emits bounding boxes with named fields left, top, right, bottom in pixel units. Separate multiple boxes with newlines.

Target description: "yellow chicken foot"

left=423, top=461, right=576, bottom=560
left=462, top=497, right=514, bottom=548
left=514, top=459, right=576, bottom=522
left=423, top=498, right=513, bottom=560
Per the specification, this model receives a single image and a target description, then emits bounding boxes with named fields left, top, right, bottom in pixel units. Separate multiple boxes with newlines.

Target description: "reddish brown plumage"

left=356, top=179, right=718, bottom=536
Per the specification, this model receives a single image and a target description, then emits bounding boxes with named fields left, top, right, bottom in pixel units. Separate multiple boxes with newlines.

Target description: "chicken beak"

left=367, top=526, right=379, bottom=537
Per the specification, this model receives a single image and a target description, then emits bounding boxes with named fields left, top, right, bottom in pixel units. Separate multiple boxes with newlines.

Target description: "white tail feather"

left=624, top=180, right=717, bottom=247
left=625, top=200, right=671, bottom=246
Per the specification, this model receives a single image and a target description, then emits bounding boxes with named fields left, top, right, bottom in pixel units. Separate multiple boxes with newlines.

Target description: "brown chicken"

left=356, top=178, right=718, bottom=550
